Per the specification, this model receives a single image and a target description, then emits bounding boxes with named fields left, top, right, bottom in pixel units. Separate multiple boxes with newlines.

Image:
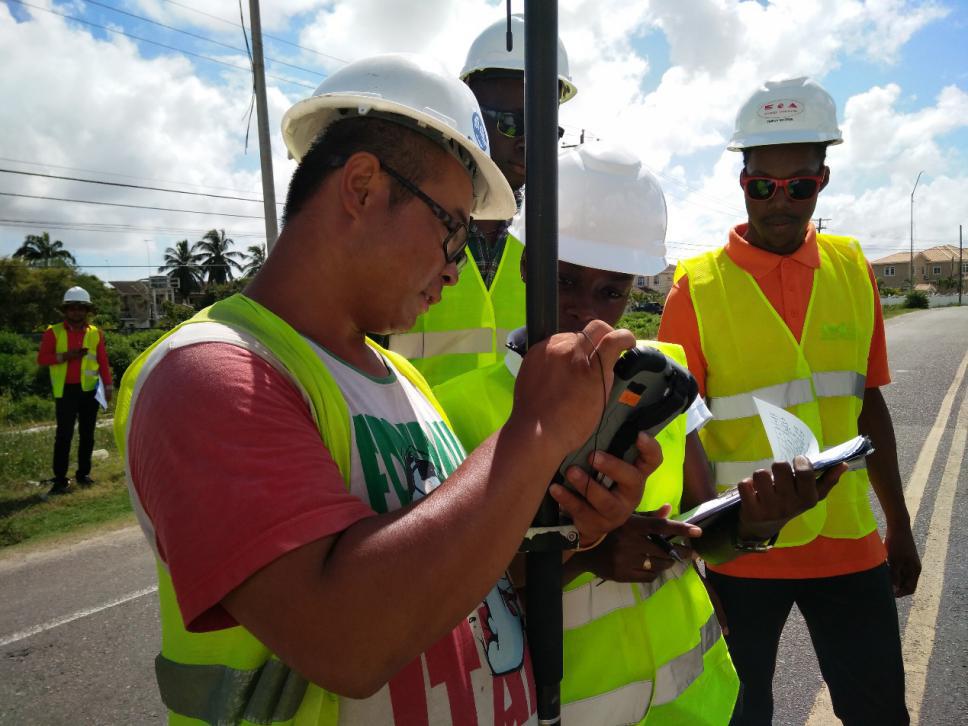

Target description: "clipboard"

left=674, top=435, right=875, bottom=529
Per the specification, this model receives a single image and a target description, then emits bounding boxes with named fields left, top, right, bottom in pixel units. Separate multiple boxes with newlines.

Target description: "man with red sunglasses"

left=659, top=77, right=918, bottom=725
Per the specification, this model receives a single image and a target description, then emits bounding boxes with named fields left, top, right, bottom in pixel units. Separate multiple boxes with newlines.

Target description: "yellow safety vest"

left=676, top=234, right=877, bottom=547
left=114, top=294, right=450, bottom=726
left=434, top=340, right=739, bottom=725
left=48, top=322, right=101, bottom=398
left=386, top=235, right=526, bottom=387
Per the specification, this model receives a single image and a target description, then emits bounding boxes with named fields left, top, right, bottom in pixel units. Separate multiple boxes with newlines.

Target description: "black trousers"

left=53, top=383, right=100, bottom=480
left=707, top=564, right=908, bottom=726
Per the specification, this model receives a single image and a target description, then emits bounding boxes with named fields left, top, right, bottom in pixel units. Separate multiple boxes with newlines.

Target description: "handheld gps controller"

left=556, top=344, right=699, bottom=490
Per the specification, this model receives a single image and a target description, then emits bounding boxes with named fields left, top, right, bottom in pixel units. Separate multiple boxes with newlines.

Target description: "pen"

left=647, top=533, right=684, bottom=563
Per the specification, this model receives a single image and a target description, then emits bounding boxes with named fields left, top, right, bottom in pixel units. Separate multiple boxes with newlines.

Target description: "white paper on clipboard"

left=753, top=397, right=821, bottom=462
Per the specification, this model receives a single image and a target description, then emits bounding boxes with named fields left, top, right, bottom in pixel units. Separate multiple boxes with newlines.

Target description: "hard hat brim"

left=281, top=94, right=516, bottom=221
left=727, top=131, right=843, bottom=151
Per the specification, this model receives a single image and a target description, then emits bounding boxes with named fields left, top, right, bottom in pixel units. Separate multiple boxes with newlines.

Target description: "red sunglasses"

left=741, top=174, right=825, bottom=202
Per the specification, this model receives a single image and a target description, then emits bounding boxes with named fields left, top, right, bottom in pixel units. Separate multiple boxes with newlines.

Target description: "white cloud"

left=0, top=0, right=962, bottom=278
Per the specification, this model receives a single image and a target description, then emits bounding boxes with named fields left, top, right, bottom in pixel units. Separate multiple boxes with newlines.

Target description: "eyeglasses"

left=741, top=174, right=825, bottom=202
left=480, top=108, right=565, bottom=141
left=379, top=161, right=473, bottom=269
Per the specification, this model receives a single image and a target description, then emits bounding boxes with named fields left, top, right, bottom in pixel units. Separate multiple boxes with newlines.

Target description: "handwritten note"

left=753, top=397, right=820, bottom=461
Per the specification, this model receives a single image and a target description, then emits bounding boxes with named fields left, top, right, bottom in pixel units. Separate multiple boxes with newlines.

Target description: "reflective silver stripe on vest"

left=707, top=378, right=813, bottom=421
left=652, top=611, right=722, bottom=706
left=812, top=370, right=866, bottom=401
left=562, top=562, right=687, bottom=631
left=715, top=455, right=867, bottom=487
left=386, top=328, right=493, bottom=360
left=707, top=371, right=865, bottom=423
left=155, top=654, right=307, bottom=725
left=561, top=610, right=722, bottom=722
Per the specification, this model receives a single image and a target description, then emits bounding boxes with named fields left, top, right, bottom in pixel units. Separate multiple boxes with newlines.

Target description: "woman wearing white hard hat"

left=435, top=143, right=840, bottom=724
left=36, top=286, right=112, bottom=496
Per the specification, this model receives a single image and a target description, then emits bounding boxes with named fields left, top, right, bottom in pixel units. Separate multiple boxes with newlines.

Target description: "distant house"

left=635, top=263, right=677, bottom=296
left=871, top=244, right=966, bottom=291
left=110, top=277, right=177, bottom=329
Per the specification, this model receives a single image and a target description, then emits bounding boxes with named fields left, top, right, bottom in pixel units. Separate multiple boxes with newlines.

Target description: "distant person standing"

left=36, top=286, right=112, bottom=496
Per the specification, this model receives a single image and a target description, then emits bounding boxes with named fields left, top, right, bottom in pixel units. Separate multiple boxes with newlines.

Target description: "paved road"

left=1, top=306, right=966, bottom=725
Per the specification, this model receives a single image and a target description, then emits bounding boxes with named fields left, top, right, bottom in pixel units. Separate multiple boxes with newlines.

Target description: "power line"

left=78, top=0, right=326, bottom=78
left=0, top=191, right=266, bottom=219
left=0, top=217, right=265, bottom=237
left=0, top=168, right=272, bottom=203
left=9, top=0, right=316, bottom=90
left=160, top=0, right=349, bottom=66
left=0, top=156, right=267, bottom=196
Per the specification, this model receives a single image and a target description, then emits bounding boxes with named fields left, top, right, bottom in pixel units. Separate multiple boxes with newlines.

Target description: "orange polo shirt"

left=658, top=223, right=888, bottom=579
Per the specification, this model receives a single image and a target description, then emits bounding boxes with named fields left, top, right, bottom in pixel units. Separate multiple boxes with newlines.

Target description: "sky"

left=1, top=0, right=966, bottom=282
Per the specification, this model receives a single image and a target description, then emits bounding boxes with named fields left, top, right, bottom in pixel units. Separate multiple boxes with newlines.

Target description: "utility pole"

left=960, top=224, right=963, bottom=306
left=815, top=217, right=830, bottom=233
left=249, top=0, right=279, bottom=252
left=910, top=171, right=923, bottom=292
left=524, top=1, right=563, bottom=721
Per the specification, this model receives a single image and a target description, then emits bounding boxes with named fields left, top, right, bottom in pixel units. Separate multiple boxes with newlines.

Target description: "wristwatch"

left=732, top=529, right=779, bottom=553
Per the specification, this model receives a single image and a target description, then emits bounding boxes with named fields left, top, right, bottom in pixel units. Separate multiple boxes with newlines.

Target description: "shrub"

left=904, top=291, right=929, bottom=309
left=0, top=331, right=31, bottom=355
left=0, top=353, right=36, bottom=397
left=5, top=394, right=54, bottom=423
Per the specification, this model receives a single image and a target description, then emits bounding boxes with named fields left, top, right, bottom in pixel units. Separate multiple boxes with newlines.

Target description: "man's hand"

left=582, top=505, right=701, bottom=583
left=737, top=456, right=848, bottom=541
left=885, top=521, right=921, bottom=597
left=512, top=320, right=635, bottom=452
left=62, top=347, right=87, bottom=361
left=550, top=432, right=663, bottom=546
left=104, top=385, right=113, bottom=403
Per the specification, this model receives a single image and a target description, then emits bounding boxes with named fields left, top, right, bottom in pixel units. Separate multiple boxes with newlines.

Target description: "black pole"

left=524, top=1, right=562, bottom=723
left=959, top=224, right=963, bottom=306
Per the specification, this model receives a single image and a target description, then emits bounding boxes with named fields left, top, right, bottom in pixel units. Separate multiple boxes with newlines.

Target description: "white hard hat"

left=62, top=286, right=92, bottom=305
left=281, top=53, right=516, bottom=220
left=728, top=77, right=843, bottom=151
left=460, top=14, right=577, bottom=104
left=511, top=143, right=667, bottom=276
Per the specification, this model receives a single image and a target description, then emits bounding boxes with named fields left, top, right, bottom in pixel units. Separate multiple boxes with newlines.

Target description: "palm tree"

left=240, top=244, right=266, bottom=278
left=158, top=239, right=203, bottom=302
left=196, top=229, right=244, bottom=285
left=13, top=232, right=77, bottom=267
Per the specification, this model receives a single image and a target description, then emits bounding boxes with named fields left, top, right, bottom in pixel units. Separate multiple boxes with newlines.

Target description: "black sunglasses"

left=379, top=161, right=473, bottom=269
left=741, top=174, right=825, bottom=202
left=480, top=108, right=565, bottom=141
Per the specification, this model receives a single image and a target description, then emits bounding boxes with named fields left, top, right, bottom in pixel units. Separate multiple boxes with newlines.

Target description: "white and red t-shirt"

left=127, top=326, right=538, bottom=726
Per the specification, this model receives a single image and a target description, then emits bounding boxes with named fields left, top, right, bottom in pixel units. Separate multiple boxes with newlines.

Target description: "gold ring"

left=642, top=557, right=652, bottom=571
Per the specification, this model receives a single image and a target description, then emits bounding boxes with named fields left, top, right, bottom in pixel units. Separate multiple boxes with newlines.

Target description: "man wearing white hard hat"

left=114, top=54, right=649, bottom=725
left=660, top=77, right=918, bottom=725
left=435, top=143, right=846, bottom=725
left=36, top=286, right=112, bottom=496
left=385, top=13, right=578, bottom=387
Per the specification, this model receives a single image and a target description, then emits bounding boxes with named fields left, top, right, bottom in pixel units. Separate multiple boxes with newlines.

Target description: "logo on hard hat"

left=758, top=99, right=803, bottom=122
left=471, top=112, right=488, bottom=151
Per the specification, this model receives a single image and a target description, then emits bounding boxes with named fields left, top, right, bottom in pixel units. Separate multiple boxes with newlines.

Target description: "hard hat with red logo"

left=728, top=77, right=842, bottom=151
left=511, top=143, right=667, bottom=276
left=460, top=14, right=577, bottom=104
left=281, top=53, right=516, bottom=221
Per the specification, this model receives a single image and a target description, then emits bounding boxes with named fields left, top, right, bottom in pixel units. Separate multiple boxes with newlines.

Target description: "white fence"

left=881, top=294, right=964, bottom=308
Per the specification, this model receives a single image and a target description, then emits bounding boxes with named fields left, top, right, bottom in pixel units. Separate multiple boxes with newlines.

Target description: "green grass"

left=0, top=422, right=132, bottom=549
left=615, top=311, right=661, bottom=340
left=882, top=303, right=921, bottom=320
